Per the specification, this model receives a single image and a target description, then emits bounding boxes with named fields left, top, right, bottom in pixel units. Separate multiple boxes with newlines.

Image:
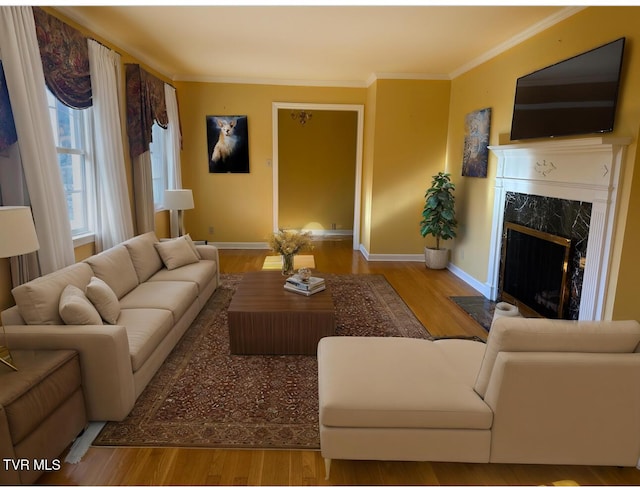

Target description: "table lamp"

left=0, top=206, right=40, bottom=371
left=164, top=189, right=194, bottom=237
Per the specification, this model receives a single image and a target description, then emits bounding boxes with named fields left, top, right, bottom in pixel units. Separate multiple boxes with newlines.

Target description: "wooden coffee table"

left=227, top=271, right=335, bottom=355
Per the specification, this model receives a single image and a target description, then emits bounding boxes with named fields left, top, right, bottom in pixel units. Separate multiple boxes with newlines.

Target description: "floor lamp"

left=0, top=206, right=40, bottom=371
left=164, top=189, right=194, bottom=237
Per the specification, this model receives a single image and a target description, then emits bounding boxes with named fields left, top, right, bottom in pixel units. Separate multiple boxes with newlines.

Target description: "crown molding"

left=171, top=74, right=369, bottom=88
left=449, top=6, right=585, bottom=79
left=54, top=5, right=585, bottom=88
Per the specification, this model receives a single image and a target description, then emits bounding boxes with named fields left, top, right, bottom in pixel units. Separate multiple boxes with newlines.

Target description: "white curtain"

left=133, top=151, right=155, bottom=234
left=87, top=39, right=134, bottom=252
left=165, top=83, right=183, bottom=238
left=0, top=6, right=75, bottom=274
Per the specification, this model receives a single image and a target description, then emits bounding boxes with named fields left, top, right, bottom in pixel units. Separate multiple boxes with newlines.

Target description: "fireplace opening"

left=500, top=222, right=572, bottom=319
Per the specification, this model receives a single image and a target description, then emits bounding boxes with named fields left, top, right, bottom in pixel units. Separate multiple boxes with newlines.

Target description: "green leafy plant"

left=420, top=172, right=457, bottom=250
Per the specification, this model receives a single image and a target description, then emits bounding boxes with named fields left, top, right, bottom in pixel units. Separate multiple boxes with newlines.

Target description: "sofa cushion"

left=85, top=277, right=120, bottom=325
left=148, top=260, right=217, bottom=294
left=11, top=263, right=94, bottom=325
left=474, top=317, right=640, bottom=398
left=85, top=245, right=139, bottom=299
left=116, top=308, right=174, bottom=372
left=318, top=336, right=493, bottom=430
left=154, top=236, right=200, bottom=270
left=119, top=281, right=198, bottom=323
left=59, top=285, right=103, bottom=326
left=184, top=234, right=201, bottom=259
left=432, top=338, right=487, bottom=386
left=123, top=232, right=164, bottom=283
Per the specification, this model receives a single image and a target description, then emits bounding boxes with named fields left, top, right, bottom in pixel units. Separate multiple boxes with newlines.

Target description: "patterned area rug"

left=93, top=273, right=431, bottom=450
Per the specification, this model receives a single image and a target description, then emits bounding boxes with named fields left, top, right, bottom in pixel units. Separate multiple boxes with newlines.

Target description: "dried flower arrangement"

left=268, top=229, right=313, bottom=256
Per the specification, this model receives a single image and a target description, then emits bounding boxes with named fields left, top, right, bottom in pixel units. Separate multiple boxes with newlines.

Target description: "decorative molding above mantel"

left=486, top=136, right=632, bottom=320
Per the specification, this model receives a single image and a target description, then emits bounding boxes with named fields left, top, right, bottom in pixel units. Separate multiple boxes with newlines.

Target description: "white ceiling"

left=56, top=4, right=582, bottom=87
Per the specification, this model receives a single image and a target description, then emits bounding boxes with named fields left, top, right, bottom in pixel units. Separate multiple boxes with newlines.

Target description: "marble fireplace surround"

left=487, top=136, right=631, bottom=320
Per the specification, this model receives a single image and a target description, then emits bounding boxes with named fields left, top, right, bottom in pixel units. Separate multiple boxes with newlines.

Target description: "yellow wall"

left=612, top=122, right=640, bottom=319
left=4, top=6, right=640, bottom=322
left=278, top=109, right=357, bottom=232
left=368, top=79, right=451, bottom=254
left=174, top=81, right=366, bottom=244
left=445, top=7, right=640, bottom=319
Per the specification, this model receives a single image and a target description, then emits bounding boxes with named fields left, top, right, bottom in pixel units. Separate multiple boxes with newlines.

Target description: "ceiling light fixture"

left=291, top=110, right=312, bottom=125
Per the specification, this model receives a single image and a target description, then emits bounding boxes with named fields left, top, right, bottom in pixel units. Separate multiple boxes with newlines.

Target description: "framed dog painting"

left=206, top=115, right=250, bottom=173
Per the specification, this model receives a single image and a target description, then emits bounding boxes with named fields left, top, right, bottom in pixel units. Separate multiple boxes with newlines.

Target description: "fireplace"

left=500, top=222, right=571, bottom=319
left=499, top=191, right=591, bottom=320
left=487, top=136, right=631, bottom=320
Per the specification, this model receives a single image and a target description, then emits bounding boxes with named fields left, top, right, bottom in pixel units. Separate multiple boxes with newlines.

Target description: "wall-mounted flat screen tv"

left=510, top=37, right=625, bottom=141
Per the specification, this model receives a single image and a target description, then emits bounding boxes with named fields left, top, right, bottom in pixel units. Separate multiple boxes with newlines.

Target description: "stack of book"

left=284, top=275, right=326, bottom=296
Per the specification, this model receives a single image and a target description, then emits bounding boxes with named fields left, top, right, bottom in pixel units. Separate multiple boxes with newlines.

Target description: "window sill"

left=73, top=233, right=95, bottom=248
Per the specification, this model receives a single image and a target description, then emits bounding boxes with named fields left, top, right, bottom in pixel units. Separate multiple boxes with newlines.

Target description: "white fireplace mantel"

left=487, top=136, right=631, bottom=320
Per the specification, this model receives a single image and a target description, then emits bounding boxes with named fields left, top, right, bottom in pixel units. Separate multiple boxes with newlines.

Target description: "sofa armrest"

left=4, top=324, right=135, bottom=421
left=484, top=351, right=640, bottom=466
left=197, top=244, right=220, bottom=283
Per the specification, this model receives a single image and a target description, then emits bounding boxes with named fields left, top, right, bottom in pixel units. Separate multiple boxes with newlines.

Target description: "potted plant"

left=420, top=172, right=457, bottom=269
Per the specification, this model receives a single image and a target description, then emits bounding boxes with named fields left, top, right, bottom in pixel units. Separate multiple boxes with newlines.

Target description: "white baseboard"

left=307, top=229, right=353, bottom=237
left=210, top=232, right=352, bottom=250
left=364, top=252, right=424, bottom=262
left=447, top=262, right=493, bottom=299
left=359, top=244, right=491, bottom=298
left=213, top=242, right=491, bottom=299
left=209, top=242, right=270, bottom=250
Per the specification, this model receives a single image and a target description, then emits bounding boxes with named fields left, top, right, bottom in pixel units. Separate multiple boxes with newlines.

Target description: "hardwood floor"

left=37, top=239, right=640, bottom=486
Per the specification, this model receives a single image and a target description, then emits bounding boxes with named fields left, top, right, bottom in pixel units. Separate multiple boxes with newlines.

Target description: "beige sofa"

left=1, top=232, right=220, bottom=421
left=318, top=317, right=640, bottom=478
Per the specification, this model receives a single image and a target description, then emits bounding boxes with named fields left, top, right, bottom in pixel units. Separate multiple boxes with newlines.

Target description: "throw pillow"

left=59, top=284, right=103, bottom=326
left=85, top=276, right=120, bottom=325
left=154, top=237, right=200, bottom=270
left=184, top=234, right=202, bottom=260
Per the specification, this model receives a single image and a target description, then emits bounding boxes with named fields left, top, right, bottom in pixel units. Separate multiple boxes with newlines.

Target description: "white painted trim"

left=487, top=136, right=631, bottom=320
left=364, top=253, right=424, bottom=262
left=358, top=244, right=370, bottom=261
left=371, top=72, right=450, bottom=82
left=272, top=102, right=364, bottom=251
left=175, top=74, right=369, bottom=88
left=73, top=233, right=95, bottom=248
left=449, top=6, right=585, bottom=78
left=209, top=241, right=270, bottom=250
left=307, top=229, right=353, bottom=237
left=447, top=263, right=493, bottom=299
left=57, top=6, right=584, bottom=86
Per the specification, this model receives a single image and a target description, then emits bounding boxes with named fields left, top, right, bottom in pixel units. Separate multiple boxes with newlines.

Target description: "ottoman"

left=0, top=350, right=87, bottom=485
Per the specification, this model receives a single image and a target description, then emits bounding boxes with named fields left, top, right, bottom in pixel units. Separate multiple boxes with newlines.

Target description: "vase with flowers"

left=268, top=229, right=313, bottom=275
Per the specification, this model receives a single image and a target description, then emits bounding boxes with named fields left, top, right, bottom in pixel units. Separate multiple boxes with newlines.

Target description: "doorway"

left=272, top=102, right=364, bottom=250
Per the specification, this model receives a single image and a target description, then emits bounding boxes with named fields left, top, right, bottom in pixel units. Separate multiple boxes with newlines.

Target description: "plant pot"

left=424, top=247, right=449, bottom=270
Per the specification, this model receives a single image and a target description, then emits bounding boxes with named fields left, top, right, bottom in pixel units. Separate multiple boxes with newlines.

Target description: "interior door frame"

left=272, top=101, right=364, bottom=250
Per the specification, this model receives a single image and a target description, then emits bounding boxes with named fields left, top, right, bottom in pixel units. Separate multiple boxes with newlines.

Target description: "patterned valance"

left=125, top=63, right=168, bottom=159
left=33, top=7, right=92, bottom=109
left=0, top=61, right=18, bottom=152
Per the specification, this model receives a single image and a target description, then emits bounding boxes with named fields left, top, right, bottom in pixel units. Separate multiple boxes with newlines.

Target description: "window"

left=149, top=121, right=169, bottom=209
left=46, top=90, right=94, bottom=236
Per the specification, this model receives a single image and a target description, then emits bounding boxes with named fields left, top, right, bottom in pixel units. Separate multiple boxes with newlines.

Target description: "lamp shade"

left=163, top=189, right=194, bottom=210
left=0, top=206, right=40, bottom=258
